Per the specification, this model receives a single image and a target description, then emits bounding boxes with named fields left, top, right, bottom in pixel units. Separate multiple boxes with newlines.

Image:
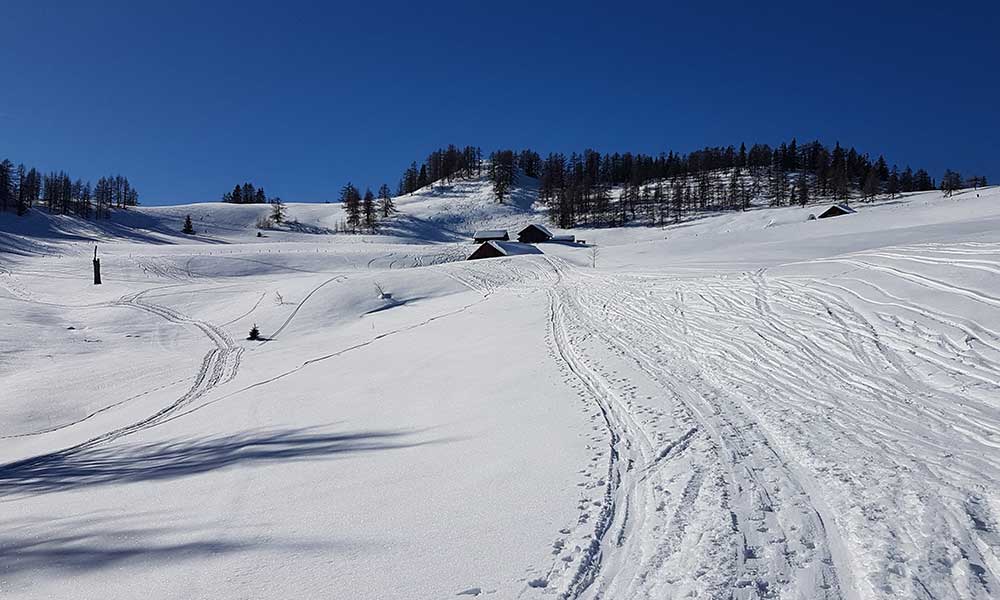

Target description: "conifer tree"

left=15, top=164, right=28, bottom=215
left=340, top=182, right=362, bottom=231
left=0, top=159, right=12, bottom=213
left=362, top=188, right=377, bottom=231
left=887, top=167, right=901, bottom=198
left=797, top=174, right=810, bottom=206
left=862, top=168, right=880, bottom=201
left=270, top=197, right=286, bottom=224
left=378, top=183, right=395, bottom=218
left=182, top=214, right=195, bottom=234
left=941, top=170, right=963, bottom=197
left=489, top=150, right=516, bottom=203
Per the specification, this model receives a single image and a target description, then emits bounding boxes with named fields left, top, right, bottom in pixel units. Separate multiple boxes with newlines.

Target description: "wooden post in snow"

left=93, top=246, right=102, bottom=285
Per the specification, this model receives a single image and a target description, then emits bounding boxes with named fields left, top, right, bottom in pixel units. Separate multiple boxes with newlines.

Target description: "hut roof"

left=468, top=241, right=543, bottom=260
left=473, top=229, right=509, bottom=240
left=817, top=204, right=857, bottom=219
left=518, top=224, right=553, bottom=237
left=489, top=241, right=543, bottom=256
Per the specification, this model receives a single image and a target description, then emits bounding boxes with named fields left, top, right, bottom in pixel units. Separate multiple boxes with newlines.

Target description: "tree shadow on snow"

left=280, top=220, right=335, bottom=235
left=0, top=509, right=358, bottom=580
left=0, top=426, right=439, bottom=497
left=363, top=296, right=427, bottom=314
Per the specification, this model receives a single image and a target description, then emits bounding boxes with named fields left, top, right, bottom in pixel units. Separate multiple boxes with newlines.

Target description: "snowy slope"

left=1, top=186, right=999, bottom=599
left=0, top=173, right=553, bottom=256
left=387, top=174, right=541, bottom=241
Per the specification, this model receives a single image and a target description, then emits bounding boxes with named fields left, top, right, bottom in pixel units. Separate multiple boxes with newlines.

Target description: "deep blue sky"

left=2, top=1, right=997, bottom=205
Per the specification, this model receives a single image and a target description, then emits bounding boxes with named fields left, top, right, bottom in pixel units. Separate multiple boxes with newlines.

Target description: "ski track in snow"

left=4, top=188, right=1000, bottom=599
left=87, top=289, right=242, bottom=449
left=480, top=248, right=999, bottom=600
left=0, top=287, right=243, bottom=473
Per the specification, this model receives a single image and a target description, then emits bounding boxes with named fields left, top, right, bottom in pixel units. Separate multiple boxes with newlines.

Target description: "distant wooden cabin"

left=517, top=224, right=553, bottom=243
left=550, top=234, right=576, bottom=243
left=817, top=204, right=856, bottom=219
left=467, top=241, right=543, bottom=261
left=473, top=229, right=509, bottom=243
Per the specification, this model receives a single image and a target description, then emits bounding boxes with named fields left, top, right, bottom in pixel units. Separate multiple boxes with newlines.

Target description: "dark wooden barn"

left=473, top=229, right=509, bottom=243
left=467, top=241, right=543, bottom=261
left=517, top=224, right=553, bottom=243
left=817, top=204, right=857, bottom=219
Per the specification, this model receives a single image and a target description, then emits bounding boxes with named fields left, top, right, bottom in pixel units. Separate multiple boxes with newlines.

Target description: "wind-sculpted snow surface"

left=1, top=187, right=999, bottom=599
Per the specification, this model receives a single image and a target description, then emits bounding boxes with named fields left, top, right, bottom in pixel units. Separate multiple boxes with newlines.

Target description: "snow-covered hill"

left=0, top=173, right=550, bottom=254
left=1, top=184, right=999, bottom=599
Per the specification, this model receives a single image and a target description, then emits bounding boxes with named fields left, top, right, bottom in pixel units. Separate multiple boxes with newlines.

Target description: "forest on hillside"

left=0, top=157, right=139, bottom=219
left=393, top=142, right=987, bottom=229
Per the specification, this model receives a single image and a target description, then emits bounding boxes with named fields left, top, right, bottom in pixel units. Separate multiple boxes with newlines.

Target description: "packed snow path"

left=521, top=250, right=1000, bottom=600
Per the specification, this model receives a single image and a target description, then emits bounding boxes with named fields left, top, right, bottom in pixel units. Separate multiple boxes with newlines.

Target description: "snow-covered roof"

left=518, top=224, right=552, bottom=237
left=488, top=241, right=543, bottom=256
left=473, top=229, right=509, bottom=239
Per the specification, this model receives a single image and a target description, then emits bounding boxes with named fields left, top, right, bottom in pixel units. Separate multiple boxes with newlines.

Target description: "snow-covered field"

left=2, top=181, right=999, bottom=599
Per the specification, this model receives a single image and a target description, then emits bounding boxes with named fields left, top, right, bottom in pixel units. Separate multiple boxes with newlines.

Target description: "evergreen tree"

left=242, top=183, right=255, bottom=205
left=362, top=188, right=377, bottom=231
left=831, top=142, right=850, bottom=201
left=0, top=159, right=12, bottom=213
left=968, top=175, right=988, bottom=189
left=270, top=196, right=286, bottom=224
left=340, top=182, right=362, bottom=231
left=797, top=174, right=810, bottom=206
left=862, top=168, right=880, bottom=201
left=887, top=167, right=901, bottom=199
left=941, top=169, right=963, bottom=197
left=15, top=164, right=28, bottom=215
left=489, top=150, right=516, bottom=203
left=914, top=169, right=934, bottom=191
left=672, top=181, right=684, bottom=221
left=182, top=214, right=195, bottom=234
left=224, top=184, right=242, bottom=204
left=768, top=158, right=789, bottom=206
left=378, top=183, right=395, bottom=218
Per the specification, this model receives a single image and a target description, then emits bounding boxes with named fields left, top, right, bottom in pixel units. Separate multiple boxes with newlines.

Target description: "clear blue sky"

left=2, top=1, right=997, bottom=205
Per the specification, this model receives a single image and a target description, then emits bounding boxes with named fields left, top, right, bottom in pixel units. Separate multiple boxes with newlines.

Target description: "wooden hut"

left=517, top=224, right=553, bottom=243
left=473, top=230, right=509, bottom=243
left=817, top=204, right=856, bottom=219
left=467, top=241, right=543, bottom=261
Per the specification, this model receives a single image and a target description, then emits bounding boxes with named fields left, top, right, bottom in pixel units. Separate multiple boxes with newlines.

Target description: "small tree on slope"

left=341, top=182, right=362, bottom=232
left=378, top=183, right=395, bottom=218
left=270, top=197, right=286, bottom=224
left=362, top=188, right=377, bottom=231
left=182, top=214, right=195, bottom=234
